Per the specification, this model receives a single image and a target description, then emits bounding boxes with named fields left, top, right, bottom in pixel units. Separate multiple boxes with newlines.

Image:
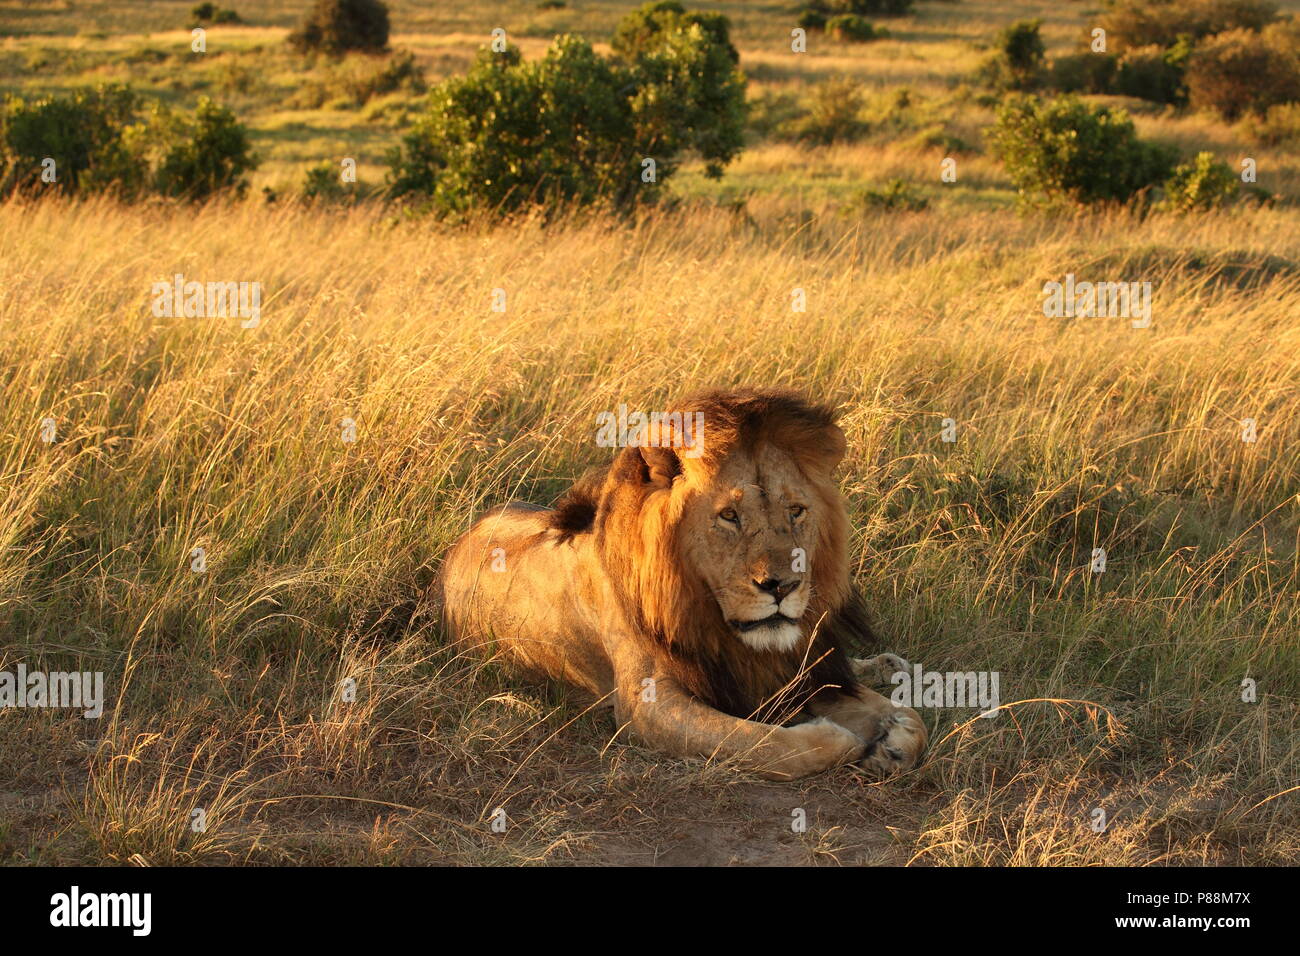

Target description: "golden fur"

left=440, top=388, right=927, bottom=780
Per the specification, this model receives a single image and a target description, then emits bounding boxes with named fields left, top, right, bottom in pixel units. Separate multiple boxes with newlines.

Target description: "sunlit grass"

left=1, top=0, right=1299, bottom=867
left=1, top=193, right=1297, bottom=864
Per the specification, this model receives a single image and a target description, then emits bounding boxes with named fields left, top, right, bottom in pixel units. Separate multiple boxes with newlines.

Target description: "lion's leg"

left=850, top=652, right=911, bottom=686
left=808, top=684, right=927, bottom=777
left=614, top=672, right=865, bottom=781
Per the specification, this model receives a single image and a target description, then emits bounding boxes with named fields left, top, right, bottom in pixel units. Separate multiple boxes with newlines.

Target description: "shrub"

left=1050, top=37, right=1192, bottom=104
left=1048, top=52, right=1118, bottom=94
left=979, top=19, right=1046, bottom=91
left=288, top=0, right=390, bottom=56
left=790, top=77, right=868, bottom=144
left=618, top=5, right=746, bottom=177
left=387, top=9, right=745, bottom=217
left=843, top=0, right=912, bottom=15
left=337, top=49, right=425, bottom=105
left=1093, top=0, right=1278, bottom=54
left=859, top=85, right=925, bottom=134
left=0, top=85, right=147, bottom=197
left=797, top=0, right=911, bottom=30
left=191, top=3, right=241, bottom=24
left=826, top=15, right=885, bottom=42
left=284, top=50, right=424, bottom=109
left=1240, top=100, right=1300, bottom=145
left=214, top=59, right=261, bottom=96
left=1185, top=25, right=1300, bottom=119
left=612, top=0, right=738, bottom=63
left=1160, top=150, right=1239, bottom=211
left=153, top=97, right=258, bottom=200
left=1002, top=19, right=1047, bottom=75
left=855, top=178, right=928, bottom=211
left=797, top=8, right=827, bottom=31
left=302, top=160, right=356, bottom=202
left=1114, top=41, right=1190, bottom=103
left=990, top=94, right=1178, bottom=206
left=907, top=126, right=975, bottom=154
left=388, top=42, right=630, bottom=214
left=0, top=87, right=257, bottom=201
left=742, top=89, right=798, bottom=138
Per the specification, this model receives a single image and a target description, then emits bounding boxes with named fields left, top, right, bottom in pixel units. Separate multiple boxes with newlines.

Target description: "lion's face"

left=597, top=392, right=852, bottom=682
left=678, top=442, right=830, bottom=653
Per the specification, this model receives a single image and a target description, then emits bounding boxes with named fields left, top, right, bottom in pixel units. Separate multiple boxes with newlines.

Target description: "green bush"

left=387, top=42, right=629, bottom=214
left=1185, top=24, right=1300, bottom=119
left=797, top=0, right=912, bottom=30
left=1050, top=36, right=1193, bottom=104
left=826, top=15, right=885, bottom=42
left=191, top=3, right=241, bottom=25
left=152, top=98, right=258, bottom=200
left=617, top=4, right=746, bottom=177
left=1240, top=100, right=1300, bottom=145
left=387, top=7, right=745, bottom=217
left=337, top=49, right=425, bottom=105
left=302, top=160, right=357, bottom=203
left=906, top=125, right=975, bottom=155
left=0, top=85, right=147, bottom=197
left=790, top=77, right=868, bottom=145
left=797, top=8, right=828, bottom=31
left=1002, top=19, right=1047, bottom=75
left=854, top=178, right=928, bottom=211
left=0, top=86, right=257, bottom=201
left=842, top=0, right=912, bottom=15
left=612, top=0, right=738, bottom=63
left=1048, top=52, right=1119, bottom=94
left=990, top=94, right=1178, bottom=206
left=1093, top=0, right=1278, bottom=54
left=1114, top=40, right=1190, bottom=103
left=284, top=49, right=424, bottom=109
left=979, top=19, right=1046, bottom=91
left=288, top=0, right=390, bottom=56
left=1160, top=150, right=1239, bottom=211
left=742, top=90, right=793, bottom=139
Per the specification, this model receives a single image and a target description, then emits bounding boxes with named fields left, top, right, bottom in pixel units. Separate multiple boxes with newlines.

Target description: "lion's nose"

left=754, top=577, right=800, bottom=601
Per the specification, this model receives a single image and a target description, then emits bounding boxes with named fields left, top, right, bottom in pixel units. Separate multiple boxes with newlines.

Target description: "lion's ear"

left=638, top=444, right=682, bottom=488
left=813, top=423, right=847, bottom=472
left=610, top=444, right=681, bottom=490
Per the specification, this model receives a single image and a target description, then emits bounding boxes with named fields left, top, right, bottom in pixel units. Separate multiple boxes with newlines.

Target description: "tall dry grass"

left=0, top=195, right=1296, bottom=864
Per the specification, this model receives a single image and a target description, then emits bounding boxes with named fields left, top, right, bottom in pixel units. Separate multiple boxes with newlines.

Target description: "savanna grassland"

left=1, top=0, right=1299, bottom=866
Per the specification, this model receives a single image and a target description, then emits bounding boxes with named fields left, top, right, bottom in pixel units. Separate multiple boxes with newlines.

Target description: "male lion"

left=441, top=389, right=926, bottom=780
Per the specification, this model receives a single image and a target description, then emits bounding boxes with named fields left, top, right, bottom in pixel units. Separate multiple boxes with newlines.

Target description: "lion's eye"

left=789, top=505, right=806, bottom=519
left=719, top=508, right=739, bottom=524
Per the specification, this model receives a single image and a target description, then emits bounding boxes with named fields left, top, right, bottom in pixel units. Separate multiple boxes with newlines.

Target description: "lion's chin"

left=734, top=618, right=803, bottom=653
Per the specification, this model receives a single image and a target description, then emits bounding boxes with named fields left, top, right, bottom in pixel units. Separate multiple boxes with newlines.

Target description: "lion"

left=440, top=388, right=927, bottom=780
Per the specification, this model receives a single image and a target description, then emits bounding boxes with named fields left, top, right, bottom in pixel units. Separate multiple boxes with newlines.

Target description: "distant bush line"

left=384, top=1, right=746, bottom=218
left=980, top=1, right=1300, bottom=122
left=3, top=0, right=1287, bottom=218
left=0, top=85, right=255, bottom=200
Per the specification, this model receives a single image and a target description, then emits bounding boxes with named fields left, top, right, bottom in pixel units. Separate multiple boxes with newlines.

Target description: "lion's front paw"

left=851, top=653, right=911, bottom=686
left=861, top=707, right=926, bottom=776
left=757, top=717, right=865, bottom=781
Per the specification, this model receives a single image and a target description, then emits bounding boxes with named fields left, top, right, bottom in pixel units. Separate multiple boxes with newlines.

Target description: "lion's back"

left=439, top=503, right=615, bottom=695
